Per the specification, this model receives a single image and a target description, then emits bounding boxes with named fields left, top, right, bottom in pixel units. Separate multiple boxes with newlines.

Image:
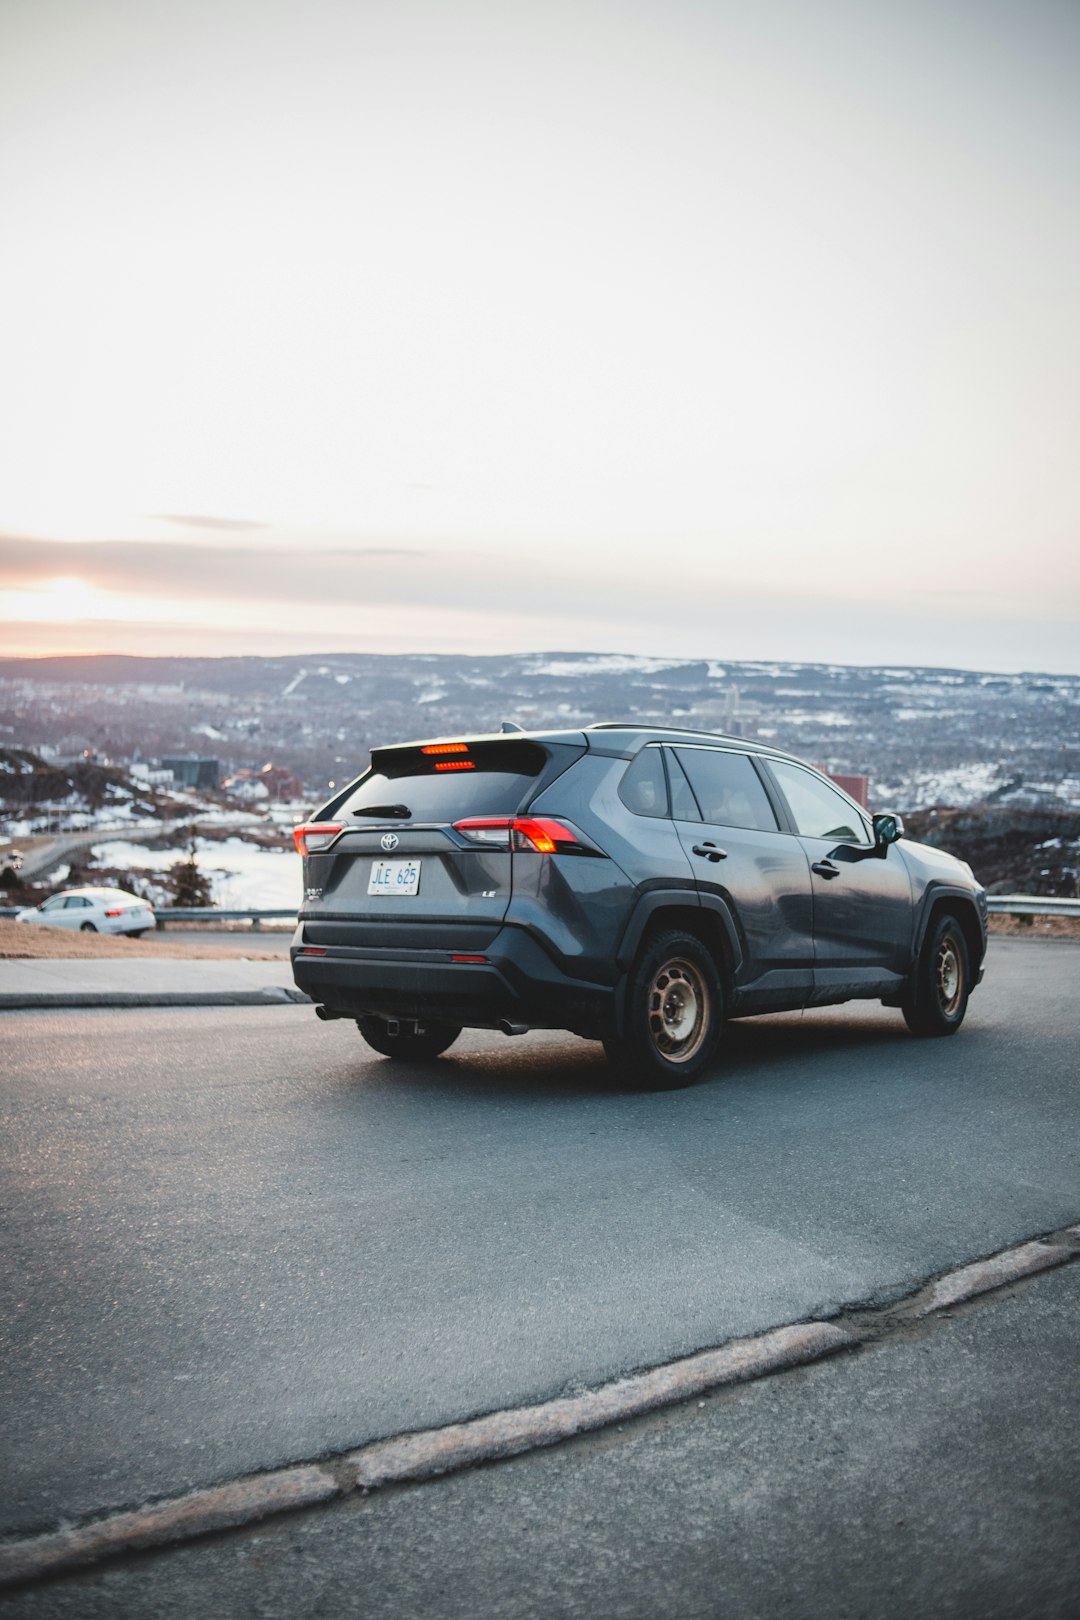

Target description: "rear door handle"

left=811, top=860, right=840, bottom=879
left=692, top=842, right=727, bottom=862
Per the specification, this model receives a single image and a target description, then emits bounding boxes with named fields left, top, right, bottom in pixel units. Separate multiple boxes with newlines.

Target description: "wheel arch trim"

left=613, top=891, right=742, bottom=1038
left=913, top=885, right=986, bottom=979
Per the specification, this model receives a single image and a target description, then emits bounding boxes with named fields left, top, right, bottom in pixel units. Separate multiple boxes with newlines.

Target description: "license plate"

left=368, top=857, right=421, bottom=897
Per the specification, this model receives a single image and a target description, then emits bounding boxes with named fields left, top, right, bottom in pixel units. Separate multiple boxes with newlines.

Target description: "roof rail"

left=587, top=721, right=742, bottom=741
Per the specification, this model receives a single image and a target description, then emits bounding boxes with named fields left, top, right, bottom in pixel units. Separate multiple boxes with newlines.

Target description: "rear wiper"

left=350, top=804, right=412, bottom=819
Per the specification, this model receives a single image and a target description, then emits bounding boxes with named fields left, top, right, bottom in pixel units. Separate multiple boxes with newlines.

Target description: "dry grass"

left=986, top=914, right=1080, bottom=939
left=0, top=921, right=286, bottom=960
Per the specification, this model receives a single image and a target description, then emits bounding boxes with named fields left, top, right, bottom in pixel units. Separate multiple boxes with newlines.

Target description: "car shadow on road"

left=330, top=1006, right=928, bottom=1105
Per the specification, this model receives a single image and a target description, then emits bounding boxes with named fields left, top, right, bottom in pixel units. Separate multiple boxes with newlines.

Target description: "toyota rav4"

left=291, top=723, right=987, bottom=1087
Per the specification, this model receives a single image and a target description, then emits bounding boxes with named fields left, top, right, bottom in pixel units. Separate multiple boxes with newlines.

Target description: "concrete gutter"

left=0, top=959, right=310, bottom=1010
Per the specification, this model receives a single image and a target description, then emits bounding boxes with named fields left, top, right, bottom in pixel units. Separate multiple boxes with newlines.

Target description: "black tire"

left=79, top=921, right=98, bottom=933
left=357, top=1016, right=461, bottom=1061
left=128, top=930, right=148, bottom=939
left=603, top=929, right=722, bottom=1089
left=902, top=913, right=971, bottom=1036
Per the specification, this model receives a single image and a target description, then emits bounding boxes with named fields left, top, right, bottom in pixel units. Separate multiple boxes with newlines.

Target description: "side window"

left=618, top=748, right=669, bottom=818
left=768, top=760, right=869, bottom=843
left=664, top=749, right=702, bottom=822
left=673, top=749, right=779, bottom=832
left=63, top=896, right=88, bottom=909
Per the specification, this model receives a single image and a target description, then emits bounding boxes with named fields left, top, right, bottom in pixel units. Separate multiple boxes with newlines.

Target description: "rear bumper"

left=290, top=922, right=615, bottom=1037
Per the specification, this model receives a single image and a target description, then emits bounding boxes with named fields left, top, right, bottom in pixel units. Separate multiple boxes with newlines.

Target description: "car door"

left=761, top=758, right=913, bottom=1003
left=667, top=746, right=814, bottom=1013
left=36, top=896, right=70, bottom=927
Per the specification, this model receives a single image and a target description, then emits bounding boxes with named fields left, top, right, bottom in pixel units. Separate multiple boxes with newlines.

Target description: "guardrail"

left=985, top=896, right=1080, bottom=917
left=3, top=897, right=1079, bottom=924
left=0, top=905, right=296, bottom=927
left=154, top=908, right=297, bottom=929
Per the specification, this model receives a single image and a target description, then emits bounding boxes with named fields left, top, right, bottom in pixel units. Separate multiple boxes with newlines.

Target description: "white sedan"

left=15, top=886, right=156, bottom=937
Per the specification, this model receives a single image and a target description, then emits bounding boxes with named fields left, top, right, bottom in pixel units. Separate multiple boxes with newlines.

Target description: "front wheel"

left=902, top=914, right=970, bottom=1036
left=604, top=930, right=722, bottom=1089
left=357, top=1016, right=461, bottom=1061
left=79, top=922, right=98, bottom=933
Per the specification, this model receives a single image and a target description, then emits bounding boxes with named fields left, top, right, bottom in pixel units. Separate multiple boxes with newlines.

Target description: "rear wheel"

left=902, top=913, right=970, bottom=1036
left=604, top=930, right=722, bottom=1089
left=357, top=1016, right=461, bottom=1061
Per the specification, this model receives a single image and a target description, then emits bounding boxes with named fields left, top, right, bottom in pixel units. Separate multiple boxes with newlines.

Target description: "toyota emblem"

left=381, top=832, right=400, bottom=851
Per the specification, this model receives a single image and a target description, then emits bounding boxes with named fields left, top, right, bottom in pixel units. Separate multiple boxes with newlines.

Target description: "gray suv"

left=291, top=723, right=987, bottom=1087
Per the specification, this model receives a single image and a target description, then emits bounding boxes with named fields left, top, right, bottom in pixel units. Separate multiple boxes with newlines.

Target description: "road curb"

left=347, top=1320, right=852, bottom=1489
left=917, top=1239, right=1074, bottom=1314
left=2, top=1229, right=1077, bottom=1590
left=0, top=1468, right=340, bottom=1587
left=0, top=989, right=311, bottom=1010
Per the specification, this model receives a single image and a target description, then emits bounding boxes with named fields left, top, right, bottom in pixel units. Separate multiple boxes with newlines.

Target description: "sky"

left=1, top=0, right=1077, bottom=672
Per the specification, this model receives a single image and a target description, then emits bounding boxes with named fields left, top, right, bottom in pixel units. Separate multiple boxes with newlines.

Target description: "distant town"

left=2, top=651, right=1078, bottom=902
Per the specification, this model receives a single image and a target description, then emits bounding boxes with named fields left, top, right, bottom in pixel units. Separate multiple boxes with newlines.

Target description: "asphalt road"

left=10, top=1264, right=1080, bottom=1619
left=1, top=940, right=1078, bottom=1548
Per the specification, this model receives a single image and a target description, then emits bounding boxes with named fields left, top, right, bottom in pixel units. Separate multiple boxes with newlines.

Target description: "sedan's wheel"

left=79, top=921, right=98, bottom=933
left=902, top=914, right=970, bottom=1036
left=356, top=1016, right=462, bottom=1061
left=604, top=930, right=722, bottom=1089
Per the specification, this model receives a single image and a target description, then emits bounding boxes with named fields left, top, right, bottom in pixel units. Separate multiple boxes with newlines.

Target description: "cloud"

left=3, top=534, right=1079, bottom=672
left=0, top=537, right=432, bottom=601
left=152, top=514, right=270, bottom=532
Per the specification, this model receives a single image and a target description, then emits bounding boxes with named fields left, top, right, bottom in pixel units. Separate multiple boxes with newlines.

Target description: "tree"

left=168, top=842, right=212, bottom=908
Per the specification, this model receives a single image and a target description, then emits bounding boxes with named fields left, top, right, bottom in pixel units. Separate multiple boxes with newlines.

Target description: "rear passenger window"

left=664, top=750, right=701, bottom=821
left=618, top=748, right=669, bottom=817
left=673, top=749, right=779, bottom=832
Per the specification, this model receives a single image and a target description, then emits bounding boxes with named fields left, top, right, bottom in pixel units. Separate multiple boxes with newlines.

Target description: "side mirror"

left=873, top=812, right=905, bottom=847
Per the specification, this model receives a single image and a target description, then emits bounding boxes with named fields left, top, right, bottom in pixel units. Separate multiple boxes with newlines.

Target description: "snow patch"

left=524, top=655, right=687, bottom=678
left=90, top=837, right=302, bottom=909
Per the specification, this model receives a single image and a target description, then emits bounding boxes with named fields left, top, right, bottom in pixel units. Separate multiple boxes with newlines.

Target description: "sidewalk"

left=0, top=958, right=310, bottom=1009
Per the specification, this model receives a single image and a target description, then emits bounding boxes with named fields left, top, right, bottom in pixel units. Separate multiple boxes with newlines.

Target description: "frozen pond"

left=90, top=837, right=302, bottom=910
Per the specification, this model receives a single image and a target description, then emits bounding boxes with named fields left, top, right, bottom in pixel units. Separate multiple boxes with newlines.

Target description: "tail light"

left=294, top=823, right=343, bottom=856
left=453, top=817, right=589, bottom=853
left=105, top=908, right=124, bottom=917
left=422, top=742, right=469, bottom=755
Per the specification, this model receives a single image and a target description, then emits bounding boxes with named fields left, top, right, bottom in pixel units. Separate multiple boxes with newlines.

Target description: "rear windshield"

left=340, top=741, right=548, bottom=823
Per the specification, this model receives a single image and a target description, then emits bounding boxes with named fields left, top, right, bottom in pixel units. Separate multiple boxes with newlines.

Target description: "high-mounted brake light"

left=452, top=817, right=586, bottom=853
left=434, top=761, right=475, bottom=772
left=421, top=742, right=470, bottom=755
left=293, top=823, right=343, bottom=856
